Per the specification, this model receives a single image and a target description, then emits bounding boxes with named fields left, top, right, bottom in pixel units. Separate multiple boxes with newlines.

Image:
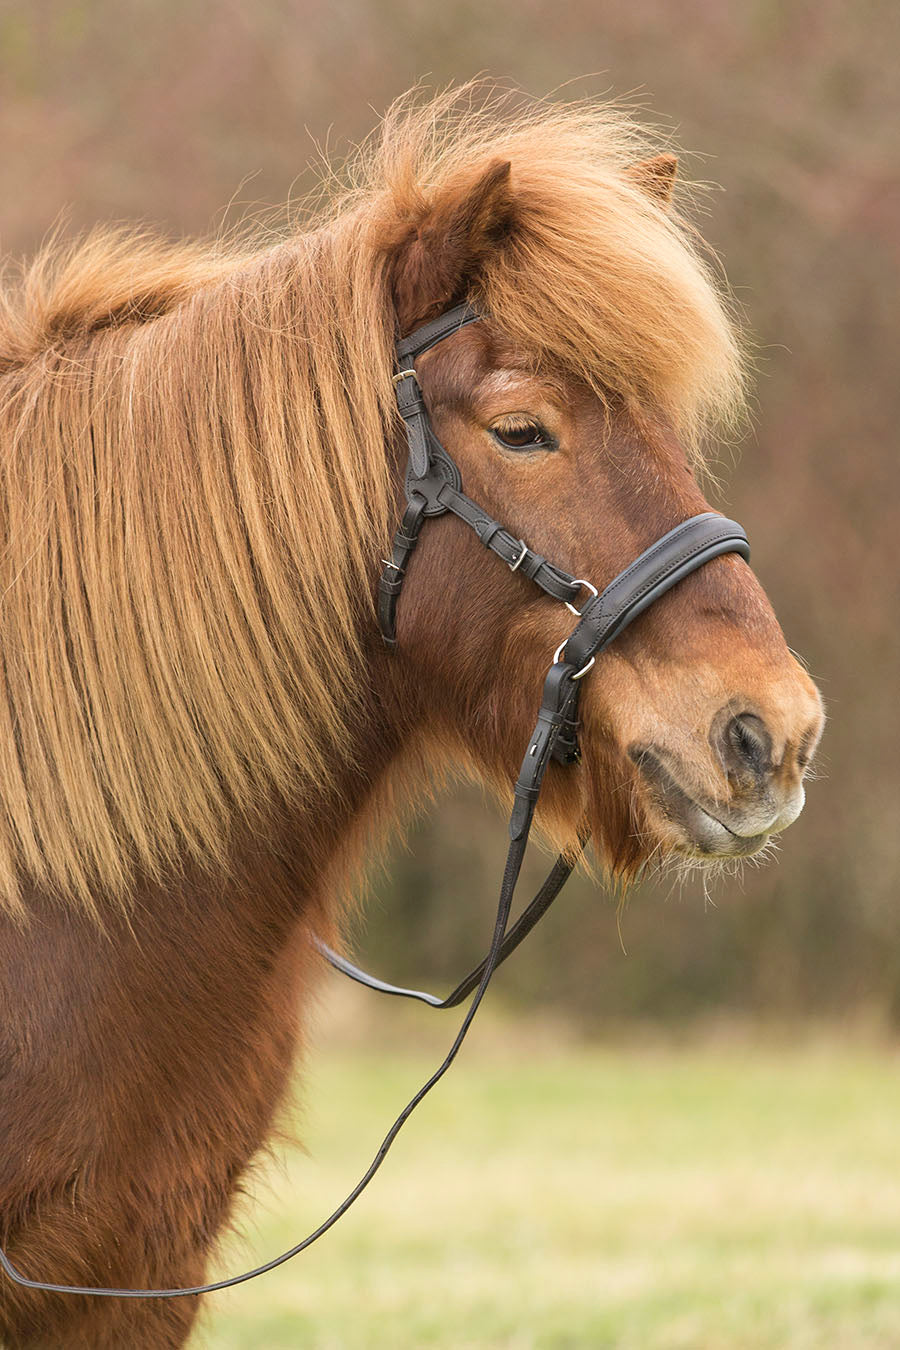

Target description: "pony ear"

left=391, top=158, right=515, bottom=331
left=626, top=153, right=678, bottom=207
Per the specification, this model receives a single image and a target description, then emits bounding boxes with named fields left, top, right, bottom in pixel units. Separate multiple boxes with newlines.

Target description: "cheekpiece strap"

left=377, top=496, right=428, bottom=646
left=383, top=301, right=587, bottom=641
left=392, top=305, right=482, bottom=488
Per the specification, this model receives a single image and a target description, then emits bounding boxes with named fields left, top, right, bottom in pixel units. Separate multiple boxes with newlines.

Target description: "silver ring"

left=565, top=578, right=599, bottom=617
left=553, top=639, right=596, bottom=681
left=392, top=368, right=418, bottom=387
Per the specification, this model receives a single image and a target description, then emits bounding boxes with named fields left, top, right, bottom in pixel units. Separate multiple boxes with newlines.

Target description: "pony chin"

left=568, top=698, right=679, bottom=886
left=521, top=732, right=651, bottom=889
left=582, top=745, right=652, bottom=883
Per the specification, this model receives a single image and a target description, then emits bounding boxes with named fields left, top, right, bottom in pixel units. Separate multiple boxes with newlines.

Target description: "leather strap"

left=396, top=302, right=481, bottom=362
left=510, top=662, right=580, bottom=840
left=562, top=513, right=750, bottom=670
left=377, top=473, right=583, bottom=645
left=393, top=371, right=433, bottom=480
left=437, top=484, right=582, bottom=605
left=312, top=824, right=588, bottom=1010
left=377, top=497, right=428, bottom=646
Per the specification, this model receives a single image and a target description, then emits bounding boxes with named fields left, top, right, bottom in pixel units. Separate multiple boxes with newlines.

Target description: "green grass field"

left=201, top=997, right=900, bottom=1348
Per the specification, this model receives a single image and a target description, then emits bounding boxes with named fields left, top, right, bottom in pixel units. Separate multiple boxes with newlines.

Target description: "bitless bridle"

left=0, top=302, right=749, bottom=1300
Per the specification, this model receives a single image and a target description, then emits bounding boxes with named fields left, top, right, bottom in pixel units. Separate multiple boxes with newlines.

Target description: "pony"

left=0, top=86, right=823, bottom=1348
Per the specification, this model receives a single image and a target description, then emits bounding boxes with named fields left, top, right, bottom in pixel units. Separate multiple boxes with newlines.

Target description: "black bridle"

left=0, top=303, right=749, bottom=1301
left=318, top=302, right=749, bottom=1005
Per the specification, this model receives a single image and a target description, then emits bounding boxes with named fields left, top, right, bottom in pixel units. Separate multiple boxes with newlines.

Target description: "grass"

left=200, top=993, right=900, bottom=1348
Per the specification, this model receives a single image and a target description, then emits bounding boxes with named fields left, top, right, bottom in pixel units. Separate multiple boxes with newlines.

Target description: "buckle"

left=392, top=368, right=418, bottom=388
left=508, top=540, right=529, bottom=573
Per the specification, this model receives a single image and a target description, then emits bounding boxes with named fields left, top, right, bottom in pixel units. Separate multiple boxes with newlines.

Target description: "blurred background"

left=2, top=3, right=899, bottom=1345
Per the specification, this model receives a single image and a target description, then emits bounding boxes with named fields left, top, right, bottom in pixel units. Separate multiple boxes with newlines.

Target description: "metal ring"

left=392, top=368, right=418, bottom=387
left=553, top=639, right=596, bottom=681
left=565, top=578, right=599, bottom=617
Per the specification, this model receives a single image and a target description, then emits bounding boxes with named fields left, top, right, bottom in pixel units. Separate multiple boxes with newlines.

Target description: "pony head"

left=370, top=92, right=823, bottom=877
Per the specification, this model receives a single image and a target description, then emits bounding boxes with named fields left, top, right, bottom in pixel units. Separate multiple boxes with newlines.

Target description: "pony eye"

left=490, top=418, right=555, bottom=452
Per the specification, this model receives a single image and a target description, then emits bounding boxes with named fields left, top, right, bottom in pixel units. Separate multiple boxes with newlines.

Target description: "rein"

left=0, top=302, right=749, bottom=1301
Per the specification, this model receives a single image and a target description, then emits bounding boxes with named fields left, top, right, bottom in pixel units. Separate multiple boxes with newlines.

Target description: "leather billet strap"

left=392, top=371, right=435, bottom=479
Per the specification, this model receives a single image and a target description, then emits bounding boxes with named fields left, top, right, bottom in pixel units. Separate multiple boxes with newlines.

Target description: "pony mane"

left=0, top=84, right=745, bottom=915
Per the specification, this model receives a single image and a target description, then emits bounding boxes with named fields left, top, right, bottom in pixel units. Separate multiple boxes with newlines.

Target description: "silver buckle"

left=392, top=368, right=418, bottom=387
left=509, top=540, right=529, bottom=573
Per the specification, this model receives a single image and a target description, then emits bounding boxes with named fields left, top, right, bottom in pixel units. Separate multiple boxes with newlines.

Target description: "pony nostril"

left=721, top=712, right=772, bottom=779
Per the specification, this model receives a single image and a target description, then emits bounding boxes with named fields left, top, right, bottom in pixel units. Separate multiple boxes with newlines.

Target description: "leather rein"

left=0, top=302, right=749, bottom=1301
